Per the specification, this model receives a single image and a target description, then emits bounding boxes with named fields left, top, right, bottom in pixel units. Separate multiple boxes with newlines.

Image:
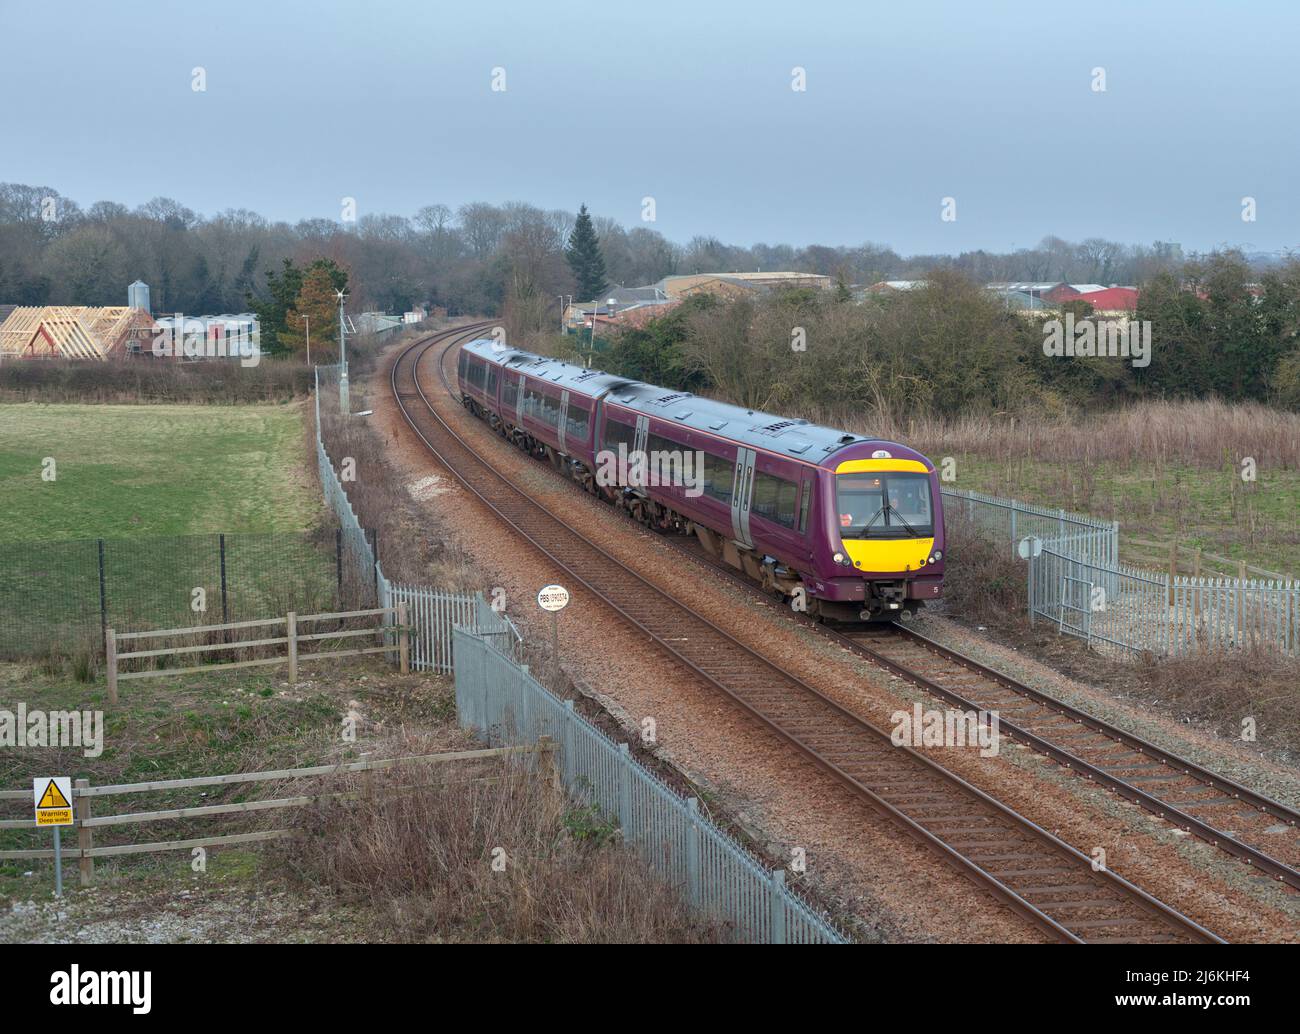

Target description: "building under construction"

left=0, top=305, right=157, bottom=360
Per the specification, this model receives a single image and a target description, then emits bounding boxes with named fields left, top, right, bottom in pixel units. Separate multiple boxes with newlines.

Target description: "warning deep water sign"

left=33, top=777, right=73, bottom=826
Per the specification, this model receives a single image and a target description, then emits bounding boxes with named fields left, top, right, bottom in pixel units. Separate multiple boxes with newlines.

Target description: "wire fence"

left=452, top=620, right=848, bottom=944
left=0, top=530, right=353, bottom=660
left=941, top=487, right=1119, bottom=568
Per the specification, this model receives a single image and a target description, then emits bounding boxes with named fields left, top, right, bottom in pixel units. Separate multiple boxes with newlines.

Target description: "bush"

left=281, top=745, right=724, bottom=943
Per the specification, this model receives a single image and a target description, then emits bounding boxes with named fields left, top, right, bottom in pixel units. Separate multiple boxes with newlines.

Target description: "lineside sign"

left=34, top=777, right=73, bottom=827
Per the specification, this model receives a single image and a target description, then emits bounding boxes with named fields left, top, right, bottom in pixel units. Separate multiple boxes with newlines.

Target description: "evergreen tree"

left=565, top=203, right=608, bottom=301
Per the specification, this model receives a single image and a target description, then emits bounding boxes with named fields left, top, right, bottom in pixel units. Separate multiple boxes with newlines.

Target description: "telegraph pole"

left=336, top=289, right=349, bottom=415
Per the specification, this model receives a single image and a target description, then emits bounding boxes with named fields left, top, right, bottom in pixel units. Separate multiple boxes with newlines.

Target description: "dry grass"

left=822, top=398, right=1300, bottom=473
left=319, top=387, right=478, bottom=590
left=280, top=733, right=724, bottom=943
left=1136, top=648, right=1300, bottom=756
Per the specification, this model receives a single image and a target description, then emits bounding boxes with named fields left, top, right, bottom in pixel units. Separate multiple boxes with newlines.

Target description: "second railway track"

left=382, top=324, right=1227, bottom=944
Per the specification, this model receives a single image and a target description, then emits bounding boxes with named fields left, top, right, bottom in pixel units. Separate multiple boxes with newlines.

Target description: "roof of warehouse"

left=462, top=338, right=876, bottom=462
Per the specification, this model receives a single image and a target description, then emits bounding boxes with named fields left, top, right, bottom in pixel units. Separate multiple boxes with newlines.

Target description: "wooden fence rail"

left=104, top=603, right=410, bottom=703
left=0, top=741, right=558, bottom=886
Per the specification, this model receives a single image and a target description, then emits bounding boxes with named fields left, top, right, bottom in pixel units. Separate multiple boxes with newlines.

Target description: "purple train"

left=457, top=338, right=945, bottom=621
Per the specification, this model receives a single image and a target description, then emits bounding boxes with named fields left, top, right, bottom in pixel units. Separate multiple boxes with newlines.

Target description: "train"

left=456, top=338, right=945, bottom=622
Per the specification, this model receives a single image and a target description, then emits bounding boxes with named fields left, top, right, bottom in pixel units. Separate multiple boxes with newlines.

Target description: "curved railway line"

left=666, top=540, right=1300, bottom=891
left=383, top=323, right=1229, bottom=944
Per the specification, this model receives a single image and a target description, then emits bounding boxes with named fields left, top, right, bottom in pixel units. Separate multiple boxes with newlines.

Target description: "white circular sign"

left=537, top=584, right=570, bottom=612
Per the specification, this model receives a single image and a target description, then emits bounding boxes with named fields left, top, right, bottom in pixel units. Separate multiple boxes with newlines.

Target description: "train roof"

left=461, top=338, right=902, bottom=466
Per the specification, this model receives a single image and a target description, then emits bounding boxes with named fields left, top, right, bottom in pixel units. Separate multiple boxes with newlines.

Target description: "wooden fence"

left=105, top=604, right=409, bottom=703
left=0, top=742, right=558, bottom=886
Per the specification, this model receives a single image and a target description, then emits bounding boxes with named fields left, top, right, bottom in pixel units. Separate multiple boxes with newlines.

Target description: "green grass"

left=0, top=402, right=324, bottom=540
left=948, top=456, right=1300, bottom=577
left=0, top=402, right=340, bottom=657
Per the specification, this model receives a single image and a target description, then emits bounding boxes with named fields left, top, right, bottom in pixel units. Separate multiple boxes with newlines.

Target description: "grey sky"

left=2, top=0, right=1296, bottom=253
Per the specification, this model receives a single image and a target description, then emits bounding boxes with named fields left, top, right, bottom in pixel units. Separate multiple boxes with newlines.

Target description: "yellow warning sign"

left=33, top=777, right=73, bottom=827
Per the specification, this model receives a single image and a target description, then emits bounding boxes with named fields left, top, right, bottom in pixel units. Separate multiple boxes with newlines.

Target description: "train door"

left=730, top=447, right=756, bottom=547
left=515, top=374, right=526, bottom=423
left=633, top=414, right=649, bottom=458
left=558, top=390, right=569, bottom=452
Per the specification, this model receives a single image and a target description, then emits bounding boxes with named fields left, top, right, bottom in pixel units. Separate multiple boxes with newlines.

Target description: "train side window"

left=753, top=472, right=798, bottom=529
left=540, top=393, right=561, bottom=427
left=567, top=404, right=589, bottom=439
left=603, top=417, right=636, bottom=453
left=702, top=452, right=733, bottom=504
left=798, top=479, right=811, bottom=533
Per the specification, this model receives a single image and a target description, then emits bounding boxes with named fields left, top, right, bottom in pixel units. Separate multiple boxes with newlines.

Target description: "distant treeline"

left=545, top=254, right=1300, bottom=419
left=0, top=181, right=1249, bottom=337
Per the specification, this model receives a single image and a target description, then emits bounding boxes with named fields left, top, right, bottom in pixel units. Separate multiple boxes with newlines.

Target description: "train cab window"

left=701, top=452, right=734, bottom=504
left=836, top=472, right=933, bottom=539
left=753, top=472, right=798, bottom=529
left=566, top=404, right=589, bottom=440
left=458, top=352, right=467, bottom=381
left=798, top=480, right=811, bottom=533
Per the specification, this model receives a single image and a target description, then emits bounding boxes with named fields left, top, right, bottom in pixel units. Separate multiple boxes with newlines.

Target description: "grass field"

left=945, top=456, right=1300, bottom=577
left=0, top=402, right=324, bottom=540
left=0, top=401, right=343, bottom=657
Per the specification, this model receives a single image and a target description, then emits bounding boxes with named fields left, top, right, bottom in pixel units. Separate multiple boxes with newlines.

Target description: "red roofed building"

left=1075, top=287, right=1138, bottom=313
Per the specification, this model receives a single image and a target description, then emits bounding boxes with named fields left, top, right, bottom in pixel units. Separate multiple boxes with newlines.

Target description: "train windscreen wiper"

left=884, top=504, right=921, bottom=537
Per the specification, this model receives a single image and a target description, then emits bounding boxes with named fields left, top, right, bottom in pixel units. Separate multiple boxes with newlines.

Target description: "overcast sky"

left=2, top=0, right=1296, bottom=254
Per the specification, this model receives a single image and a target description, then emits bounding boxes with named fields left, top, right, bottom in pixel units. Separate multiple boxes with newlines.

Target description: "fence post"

left=1167, top=539, right=1177, bottom=605
left=370, top=529, right=380, bottom=605
left=769, top=869, right=788, bottom=944
left=96, top=539, right=108, bottom=656
left=563, top=699, right=576, bottom=785
left=74, top=778, right=93, bottom=887
left=397, top=601, right=409, bottom=675
left=618, top=743, right=633, bottom=839
left=537, top=735, right=562, bottom=801
left=105, top=628, right=118, bottom=705
left=686, top=797, right=702, bottom=907
left=1026, top=554, right=1035, bottom=628
left=335, top=529, right=343, bottom=599
left=218, top=533, right=229, bottom=627
left=287, top=611, right=298, bottom=686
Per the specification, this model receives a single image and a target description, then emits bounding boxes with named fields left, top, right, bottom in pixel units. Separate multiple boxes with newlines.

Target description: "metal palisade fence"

left=452, top=621, right=848, bottom=944
left=948, top=487, right=1299, bottom=658
left=1028, top=545, right=1299, bottom=659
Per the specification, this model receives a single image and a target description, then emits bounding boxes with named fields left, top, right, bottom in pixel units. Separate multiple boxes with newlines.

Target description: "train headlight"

left=932, top=551, right=942, bottom=562
left=833, top=552, right=845, bottom=564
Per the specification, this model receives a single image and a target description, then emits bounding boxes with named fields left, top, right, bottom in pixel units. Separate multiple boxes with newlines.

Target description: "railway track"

left=384, top=324, right=1225, bottom=944
left=422, top=326, right=1300, bottom=898
left=664, top=538, right=1300, bottom=891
